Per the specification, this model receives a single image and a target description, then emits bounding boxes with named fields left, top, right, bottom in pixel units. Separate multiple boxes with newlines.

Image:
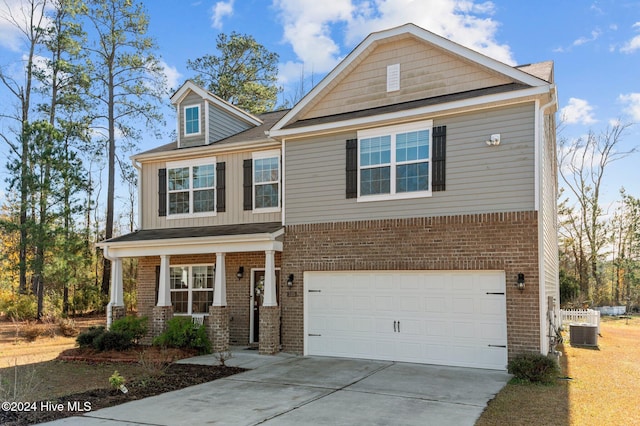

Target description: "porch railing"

left=560, top=309, right=600, bottom=334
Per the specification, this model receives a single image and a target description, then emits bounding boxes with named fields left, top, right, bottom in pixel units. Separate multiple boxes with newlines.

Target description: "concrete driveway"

left=41, top=349, right=509, bottom=426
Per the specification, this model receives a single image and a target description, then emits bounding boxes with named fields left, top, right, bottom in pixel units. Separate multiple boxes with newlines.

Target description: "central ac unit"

left=569, top=323, right=598, bottom=346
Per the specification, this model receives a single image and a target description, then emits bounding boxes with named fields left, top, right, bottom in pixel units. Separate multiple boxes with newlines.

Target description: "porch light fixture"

left=287, top=274, right=294, bottom=287
left=236, top=266, right=244, bottom=280
left=516, top=273, right=525, bottom=290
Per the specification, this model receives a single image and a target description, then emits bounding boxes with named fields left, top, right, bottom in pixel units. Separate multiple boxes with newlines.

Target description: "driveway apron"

left=39, top=350, right=509, bottom=426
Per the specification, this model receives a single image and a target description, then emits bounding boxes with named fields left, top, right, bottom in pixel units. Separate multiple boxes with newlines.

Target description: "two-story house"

left=98, top=23, right=559, bottom=370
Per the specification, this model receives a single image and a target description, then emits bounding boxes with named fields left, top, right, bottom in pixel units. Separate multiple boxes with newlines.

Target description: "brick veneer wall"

left=137, top=252, right=282, bottom=346
left=281, top=211, right=541, bottom=360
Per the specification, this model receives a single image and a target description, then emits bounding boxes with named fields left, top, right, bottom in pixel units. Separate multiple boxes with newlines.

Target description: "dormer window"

left=184, top=105, right=201, bottom=136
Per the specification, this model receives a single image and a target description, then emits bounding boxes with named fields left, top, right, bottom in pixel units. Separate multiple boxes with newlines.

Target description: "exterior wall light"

left=287, top=274, right=294, bottom=287
left=516, top=273, right=525, bottom=290
left=236, top=266, right=244, bottom=280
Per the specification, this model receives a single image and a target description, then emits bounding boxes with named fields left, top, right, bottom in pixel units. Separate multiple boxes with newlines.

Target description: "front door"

left=250, top=269, right=280, bottom=343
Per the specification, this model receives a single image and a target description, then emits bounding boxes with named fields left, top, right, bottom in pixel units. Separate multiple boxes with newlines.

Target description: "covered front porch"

left=96, top=222, right=284, bottom=354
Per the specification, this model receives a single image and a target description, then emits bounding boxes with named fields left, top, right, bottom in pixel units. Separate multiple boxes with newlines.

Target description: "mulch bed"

left=1, top=347, right=245, bottom=426
left=57, top=345, right=200, bottom=363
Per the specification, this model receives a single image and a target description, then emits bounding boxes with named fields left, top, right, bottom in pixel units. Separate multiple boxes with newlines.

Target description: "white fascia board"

left=97, top=233, right=283, bottom=258
left=270, top=85, right=550, bottom=139
left=271, top=23, right=548, bottom=133
left=171, top=81, right=263, bottom=127
left=131, top=139, right=281, bottom=163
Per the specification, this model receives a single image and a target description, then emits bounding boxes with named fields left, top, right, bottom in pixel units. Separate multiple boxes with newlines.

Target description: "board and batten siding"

left=141, top=149, right=281, bottom=229
left=301, top=35, right=512, bottom=120
left=285, top=103, right=536, bottom=225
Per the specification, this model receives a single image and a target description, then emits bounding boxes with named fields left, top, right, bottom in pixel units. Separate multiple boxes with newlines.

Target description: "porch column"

left=208, top=252, right=229, bottom=352
left=157, top=255, right=171, bottom=306
left=153, top=254, right=173, bottom=339
left=263, top=250, right=277, bottom=307
left=212, top=252, right=227, bottom=306
left=107, top=258, right=125, bottom=327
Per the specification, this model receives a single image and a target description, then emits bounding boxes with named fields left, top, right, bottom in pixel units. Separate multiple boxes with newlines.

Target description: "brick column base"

left=207, top=306, right=230, bottom=353
left=259, top=305, right=280, bottom=355
left=110, top=306, right=126, bottom=323
left=152, top=306, right=173, bottom=340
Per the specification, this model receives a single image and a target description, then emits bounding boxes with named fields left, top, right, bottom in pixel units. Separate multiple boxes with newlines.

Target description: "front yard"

left=477, top=316, right=640, bottom=425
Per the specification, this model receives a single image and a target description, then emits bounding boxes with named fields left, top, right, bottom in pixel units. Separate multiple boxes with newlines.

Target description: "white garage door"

left=305, top=271, right=507, bottom=370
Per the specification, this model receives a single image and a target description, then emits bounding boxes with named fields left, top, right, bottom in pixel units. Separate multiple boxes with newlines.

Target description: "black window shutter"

left=345, top=139, right=358, bottom=199
left=158, top=168, right=167, bottom=216
left=432, top=126, right=446, bottom=192
left=216, top=162, right=226, bottom=212
left=243, top=159, right=253, bottom=210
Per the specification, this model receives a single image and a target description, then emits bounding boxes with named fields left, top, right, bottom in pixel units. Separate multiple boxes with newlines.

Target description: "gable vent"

left=387, top=63, right=400, bottom=92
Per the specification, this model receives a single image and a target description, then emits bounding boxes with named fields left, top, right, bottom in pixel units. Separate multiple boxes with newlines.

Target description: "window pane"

left=171, top=291, right=188, bottom=313
left=193, top=189, right=215, bottom=213
left=169, top=192, right=189, bottom=214
left=360, top=166, right=391, bottom=195
left=170, top=267, right=188, bottom=289
left=192, top=291, right=213, bottom=314
left=168, top=167, right=190, bottom=191
left=360, top=136, right=391, bottom=166
left=192, top=266, right=214, bottom=289
left=193, top=164, right=214, bottom=189
left=255, top=183, right=278, bottom=208
left=185, top=106, right=199, bottom=134
left=396, top=130, right=429, bottom=163
left=397, top=163, right=429, bottom=193
left=254, top=157, right=278, bottom=183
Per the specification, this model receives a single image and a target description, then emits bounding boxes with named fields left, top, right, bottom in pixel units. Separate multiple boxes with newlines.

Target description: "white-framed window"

left=166, top=157, right=216, bottom=218
left=358, top=120, right=432, bottom=202
left=253, top=150, right=280, bottom=212
left=183, top=105, right=201, bottom=136
left=170, top=264, right=214, bottom=315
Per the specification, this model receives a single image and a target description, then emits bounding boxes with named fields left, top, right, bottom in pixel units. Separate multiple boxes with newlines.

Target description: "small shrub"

left=508, top=353, right=560, bottom=384
left=58, top=318, right=79, bottom=337
left=22, top=322, right=42, bottom=342
left=94, top=330, right=133, bottom=351
left=3, top=294, right=37, bottom=321
left=110, top=315, right=148, bottom=343
left=153, top=316, right=212, bottom=355
left=76, top=326, right=106, bottom=348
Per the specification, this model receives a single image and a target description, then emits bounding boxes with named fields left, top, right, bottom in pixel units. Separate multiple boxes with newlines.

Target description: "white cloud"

left=560, top=98, right=597, bottom=125
left=621, top=22, right=640, bottom=53
left=619, top=93, right=640, bottom=121
left=211, top=0, right=234, bottom=30
left=160, top=60, right=182, bottom=91
left=273, top=0, right=515, bottom=74
left=0, top=0, right=52, bottom=51
left=572, top=29, right=601, bottom=47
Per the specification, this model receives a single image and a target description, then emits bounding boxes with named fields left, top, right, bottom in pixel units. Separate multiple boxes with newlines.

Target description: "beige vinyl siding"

left=209, top=104, right=252, bottom=143
left=141, top=149, right=281, bottom=229
left=541, top=112, right=559, bottom=300
left=285, top=103, right=536, bottom=225
left=301, top=35, right=512, bottom=120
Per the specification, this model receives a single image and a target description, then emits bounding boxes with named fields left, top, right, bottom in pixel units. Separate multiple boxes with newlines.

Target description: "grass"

left=476, top=315, right=640, bottom=425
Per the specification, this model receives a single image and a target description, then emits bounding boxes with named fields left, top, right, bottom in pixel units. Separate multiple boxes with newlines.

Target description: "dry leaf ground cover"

left=477, top=316, right=640, bottom=425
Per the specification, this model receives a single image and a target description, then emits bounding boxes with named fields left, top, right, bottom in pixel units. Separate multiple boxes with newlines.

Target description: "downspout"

left=536, top=85, right=557, bottom=355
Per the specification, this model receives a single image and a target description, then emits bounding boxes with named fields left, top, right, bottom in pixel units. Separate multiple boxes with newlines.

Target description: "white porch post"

left=157, top=255, right=171, bottom=306
left=263, top=250, right=277, bottom=307
left=106, top=257, right=124, bottom=327
left=212, top=252, right=227, bottom=306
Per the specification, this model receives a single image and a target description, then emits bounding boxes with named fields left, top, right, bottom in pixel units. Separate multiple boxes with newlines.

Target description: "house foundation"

left=207, top=305, right=230, bottom=352
left=258, top=306, right=280, bottom=355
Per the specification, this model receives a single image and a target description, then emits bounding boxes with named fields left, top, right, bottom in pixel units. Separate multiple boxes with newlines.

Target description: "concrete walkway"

left=41, top=348, right=509, bottom=426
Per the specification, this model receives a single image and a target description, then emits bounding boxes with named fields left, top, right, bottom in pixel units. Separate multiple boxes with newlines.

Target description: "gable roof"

left=270, top=23, right=553, bottom=138
left=171, top=80, right=263, bottom=127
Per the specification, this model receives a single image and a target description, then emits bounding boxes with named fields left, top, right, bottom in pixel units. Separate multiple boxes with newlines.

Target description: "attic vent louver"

left=387, top=63, right=400, bottom=92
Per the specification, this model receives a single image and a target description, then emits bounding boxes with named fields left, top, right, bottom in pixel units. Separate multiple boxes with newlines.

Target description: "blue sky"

left=1, top=0, right=639, bottom=211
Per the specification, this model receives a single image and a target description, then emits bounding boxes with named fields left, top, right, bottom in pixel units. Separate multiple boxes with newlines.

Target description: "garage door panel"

left=306, top=271, right=507, bottom=370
